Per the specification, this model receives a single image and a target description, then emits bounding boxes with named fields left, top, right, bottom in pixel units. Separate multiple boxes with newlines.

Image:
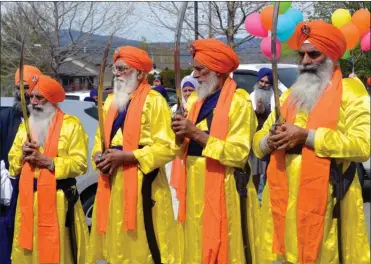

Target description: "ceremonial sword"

left=19, top=39, right=32, bottom=142
left=174, top=2, right=188, bottom=116
left=271, top=2, right=284, bottom=125
left=97, top=35, right=113, bottom=154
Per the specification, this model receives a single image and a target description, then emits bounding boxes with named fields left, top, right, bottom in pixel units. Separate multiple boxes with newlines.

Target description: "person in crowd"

left=8, top=74, right=89, bottom=263
left=253, top=20, right=370, bottom=263
left=88, top=46, right=180, bottom=264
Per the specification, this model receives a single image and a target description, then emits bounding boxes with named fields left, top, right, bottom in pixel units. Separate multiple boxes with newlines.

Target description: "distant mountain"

left=59, top=30, right=142, bottom=48
left=59, top=30, right=277, bottom=65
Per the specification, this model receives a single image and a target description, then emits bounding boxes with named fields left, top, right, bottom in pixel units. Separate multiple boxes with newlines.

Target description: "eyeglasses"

left=112, top=64, right=132, bottom=74
left=297, top=50, right=323, bottom=60
left=259, top=79, right=271, bottom=85
left=29, top=94, right=45, bottom=101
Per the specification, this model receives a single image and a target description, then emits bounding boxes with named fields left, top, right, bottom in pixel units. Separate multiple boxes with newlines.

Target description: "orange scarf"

left=171, top=77, right=236, bottom=264
left=96, top=81, right=151, bottom=233
left=267, top=67, right=342, bottom=263
left=19, top=108, right=64, bottom=264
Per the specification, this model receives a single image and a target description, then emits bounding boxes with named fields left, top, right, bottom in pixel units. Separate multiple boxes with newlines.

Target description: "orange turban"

left=113, top=46, right=152, bottom=73
left=288, top=20, right=347, bottom=62
left=32, top=75, right=65, bottom=104
left=192, top=39, right=239, bottom=73
left=14, top=65, right=41, bottom=89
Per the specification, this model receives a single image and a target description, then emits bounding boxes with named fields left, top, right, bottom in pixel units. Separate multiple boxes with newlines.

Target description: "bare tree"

left=0, top=1, right=135, bottom=90
left=146, top=1, right=266, bottom=49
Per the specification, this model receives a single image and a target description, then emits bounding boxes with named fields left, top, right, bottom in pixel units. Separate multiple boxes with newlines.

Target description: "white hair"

left=196, top=71, right=219, bottom=101
left=290, top=58, right=334, bottom=112
left=112, top=69, right=139, bottom=111
left=28, top=102, right=57, bottom=146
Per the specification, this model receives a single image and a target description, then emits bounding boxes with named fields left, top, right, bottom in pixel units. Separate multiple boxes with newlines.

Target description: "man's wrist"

left=192, top=129, right=209, bottom=147
left=304, top=129, right=316, bottom=148
left=48, top=158, right=55, bottom=171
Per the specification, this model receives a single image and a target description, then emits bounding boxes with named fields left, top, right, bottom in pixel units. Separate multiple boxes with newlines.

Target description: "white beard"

left=113, top=71, right=138, bottom=112
left=196, top=71, right=219, bottom=101
left=290, top=59, right=334, bottom=113
left=28, top=102, right=57, bottom=146
left=254, top=84, right=273, bottom=110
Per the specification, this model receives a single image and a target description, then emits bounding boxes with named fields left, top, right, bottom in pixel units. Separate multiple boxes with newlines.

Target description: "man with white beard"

left=8, top=74, right=89, bottom=264
left=0, top=65, right=41, bottom=264
left=253, top=20, right=370, bottom=263
left=88, top=46, right=180, bottom=264
left=249, top=68, right=274, bottom=203
left=171, top=39, right=258, bottom=264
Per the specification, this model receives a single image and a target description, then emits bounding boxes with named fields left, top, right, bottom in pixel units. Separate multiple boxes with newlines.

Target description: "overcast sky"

left=125, top=2, right=314, bottom=43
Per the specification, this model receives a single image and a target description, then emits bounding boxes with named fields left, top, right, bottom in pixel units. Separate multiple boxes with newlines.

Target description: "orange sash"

left=96, top=81, right=151, bottom=233
left=19, top=108, right=64, bottom=264
left=267, top=67, right=342, bottom=263
left=171, top=77, right=236, bottom=264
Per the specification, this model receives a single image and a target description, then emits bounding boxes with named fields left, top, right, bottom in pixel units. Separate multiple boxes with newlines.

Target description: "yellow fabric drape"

left=8, top=114, right=89, bottom=264
left=252, top=78, right=371, bottom=264
left=182, top=89, right=260, bottom=264
left=88, top=91, right=181, bottom=264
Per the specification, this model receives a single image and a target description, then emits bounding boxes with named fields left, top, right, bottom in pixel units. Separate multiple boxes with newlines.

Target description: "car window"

left=277, top=68, right=299, bottom=88
left=166, top=90, right=177, bottom=106
left=65, top=95, right=80, bottom=100
left=84, top=106, right=98, bottom=120
left=232, top=70, right=257, bottom=94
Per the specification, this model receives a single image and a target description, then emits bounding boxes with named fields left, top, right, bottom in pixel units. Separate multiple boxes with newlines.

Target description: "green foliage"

left=310, top=1, right=371, bottom=81
left=147, top=68, right=193, bottom=88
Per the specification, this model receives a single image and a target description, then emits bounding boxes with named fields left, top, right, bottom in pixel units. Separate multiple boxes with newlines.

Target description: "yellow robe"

left=182, top=89, right=259, bottom=264
left=8, top=114, right=89, bottom=264
left=253, top=78, right=371, bottom=264
left=88, top=91, right=181, bottom=264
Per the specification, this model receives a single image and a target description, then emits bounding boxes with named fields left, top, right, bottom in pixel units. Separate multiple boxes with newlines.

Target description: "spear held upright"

left=19, top=39, right=32, bottom=142
left=271, top=2, right=284, bottom=124
left=174, top=2, right=188, bottom=115
left=97, top=35, right=113, bottom=154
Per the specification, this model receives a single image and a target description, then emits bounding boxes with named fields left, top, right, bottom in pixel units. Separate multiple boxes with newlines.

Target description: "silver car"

left=1, top=97, right=98, bottom=229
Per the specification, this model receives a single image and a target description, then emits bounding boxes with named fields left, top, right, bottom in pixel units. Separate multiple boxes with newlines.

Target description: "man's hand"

left=256, top=99, right=265, bottom=114
left=23, top=151, right=53, bottom=169
left=96, top=149, right=137, bottom=175
left=268, top=124, right=308, bottom=150
left=171, top=114, right=209, bottom=146
left=94, top=151, right=102, bottom=166
left=21, top=141, right=39, bottom=163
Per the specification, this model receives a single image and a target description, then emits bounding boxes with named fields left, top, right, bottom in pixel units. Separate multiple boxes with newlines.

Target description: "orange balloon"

left=340, top=23, right=360, bottom=50
left=352, top=9, right=371, bottom=36
left=261, top=5, right=274, bottom=31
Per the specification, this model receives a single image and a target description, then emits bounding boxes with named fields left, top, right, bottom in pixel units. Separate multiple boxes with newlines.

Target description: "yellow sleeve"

left=252, top=89, right=291, bottom=159
left=8, top=122, right=27, bottom=176
left=202, top=89, right=258, bottom=169
left=133, top=93, right=177, bottom=174
left=54, top=116, right=89, bottom=179
left=314, top=79, right=371, bottom=162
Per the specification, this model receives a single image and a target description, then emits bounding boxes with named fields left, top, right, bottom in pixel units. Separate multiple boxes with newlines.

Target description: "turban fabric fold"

left=32, top=75, right=65, bottom=104
left=113, top=46, right=153, bottom=73
left=181, top=75, right=198, bottom=90
left=14, top=65, right=42, bottom=89
left=192, top=39, right=239, bottom=73
left=257, top=68, right=273, bottom=84
left=288, top=20, right=347, bottom=61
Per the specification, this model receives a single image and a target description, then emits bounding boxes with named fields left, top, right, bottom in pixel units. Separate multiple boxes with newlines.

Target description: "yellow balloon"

left=332, top=9, right=352, bottom=28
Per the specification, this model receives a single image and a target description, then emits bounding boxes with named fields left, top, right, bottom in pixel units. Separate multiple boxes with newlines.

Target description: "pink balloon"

left=260, top=36, right=281, bottom=60
left=245, top=13, right=268, bottom=37
left=361, top=31, right=370, bottom=52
